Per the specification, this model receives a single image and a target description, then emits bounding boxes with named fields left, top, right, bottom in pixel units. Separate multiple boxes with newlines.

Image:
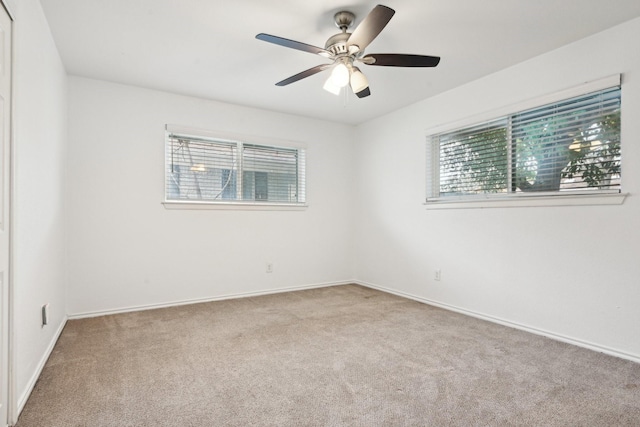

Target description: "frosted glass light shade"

left=323, top=77, right=341, bottom=95
left=330, top=63, right=350, bottom=87
left=350, top=69, right=368, bottom=93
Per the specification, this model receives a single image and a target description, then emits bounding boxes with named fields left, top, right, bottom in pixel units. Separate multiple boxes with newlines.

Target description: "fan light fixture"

left=323, top=77, right=341, bottom=95
left=323, top=62, right=350, bottom=95
left=330, top=63, right=350, bottom=87
left=350, top=67, right=368, bottom=93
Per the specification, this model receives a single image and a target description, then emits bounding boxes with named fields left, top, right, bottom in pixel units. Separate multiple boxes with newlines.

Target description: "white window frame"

left=425, top=75, right=627, bottom=210
left=163, top=125, right=307, bottom=210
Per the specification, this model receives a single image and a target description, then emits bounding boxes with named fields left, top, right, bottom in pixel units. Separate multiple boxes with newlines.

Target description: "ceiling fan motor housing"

left=324, top=32, right=350, bottom=55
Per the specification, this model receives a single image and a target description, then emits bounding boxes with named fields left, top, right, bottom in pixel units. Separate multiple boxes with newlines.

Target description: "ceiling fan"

left=256, top=4, right=440, bottom=98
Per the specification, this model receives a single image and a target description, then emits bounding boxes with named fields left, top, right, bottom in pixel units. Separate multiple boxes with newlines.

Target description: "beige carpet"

left=16, top=284, right=640, bottom=426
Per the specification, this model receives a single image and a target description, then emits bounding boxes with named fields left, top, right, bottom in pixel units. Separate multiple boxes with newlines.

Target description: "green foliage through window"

left=431, top=86, right=621, bottom=198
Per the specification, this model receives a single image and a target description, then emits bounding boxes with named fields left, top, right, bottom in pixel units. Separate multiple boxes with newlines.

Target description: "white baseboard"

left=16, top=315, right=68, bottom=420
left=68, top=280, right=353, bottom=320
left=355, top=280, right=640, bottom=365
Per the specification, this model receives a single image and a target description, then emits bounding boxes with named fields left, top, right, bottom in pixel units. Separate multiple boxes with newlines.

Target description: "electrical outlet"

left=42, top=303, right=49, bottom=326
left=266, top=263, right=273, bottom=273
left=434, top=269, right=441, bottom=281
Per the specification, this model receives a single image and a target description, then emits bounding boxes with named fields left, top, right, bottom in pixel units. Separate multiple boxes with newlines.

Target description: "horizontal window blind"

left=436, top=118, right=509, bottom=196
left=428, top=85, right=621, bottom=199
left=242, top=144, right=301, bottom=202
left=512, top=87, right=620, bottom=193
left=165, top=132, right=305, bottom=204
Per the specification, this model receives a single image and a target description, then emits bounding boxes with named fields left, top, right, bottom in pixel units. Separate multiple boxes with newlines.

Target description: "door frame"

left=0, top=1, right=14, bottom=425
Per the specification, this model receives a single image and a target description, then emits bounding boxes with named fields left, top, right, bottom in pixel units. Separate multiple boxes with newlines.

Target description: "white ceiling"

left=40, top=0, right=640, bottom=125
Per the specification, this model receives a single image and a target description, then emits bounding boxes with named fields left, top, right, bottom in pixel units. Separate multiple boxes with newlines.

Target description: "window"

left=165, top=129, right=305, bottom=205
left=427, top=81, right=622, bottom=205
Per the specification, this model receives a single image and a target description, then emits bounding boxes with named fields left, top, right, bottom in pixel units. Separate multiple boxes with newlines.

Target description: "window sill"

left=162, top=200, right=308, bottom=211
left=424, top=192, right=628, bottom=210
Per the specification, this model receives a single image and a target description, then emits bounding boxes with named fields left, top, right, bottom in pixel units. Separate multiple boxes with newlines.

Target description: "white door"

left=0, top=2, right=11, bottom=425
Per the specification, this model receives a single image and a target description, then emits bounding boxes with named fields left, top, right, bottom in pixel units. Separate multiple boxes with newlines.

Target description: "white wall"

left=13, top=0, right=68, bottom=413
left=66, top=77, right=354, bottom=316
left=11, top=7, right=640, bottom=422
left=354, top=17, right=640, bottom=361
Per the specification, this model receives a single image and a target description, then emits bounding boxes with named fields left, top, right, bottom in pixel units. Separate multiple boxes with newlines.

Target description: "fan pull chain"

left=342, top=86, right=349, bottom=107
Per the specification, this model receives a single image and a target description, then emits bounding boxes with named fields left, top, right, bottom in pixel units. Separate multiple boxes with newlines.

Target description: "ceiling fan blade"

left=355, top=87, right=371, bottom=98
left=362, top=54, right=441, bottom=67
left=347, top=5, right=395, bottom=53
left=256, top=33, right=332, bottom=58
left=275, top=64, right=332, bottom=86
